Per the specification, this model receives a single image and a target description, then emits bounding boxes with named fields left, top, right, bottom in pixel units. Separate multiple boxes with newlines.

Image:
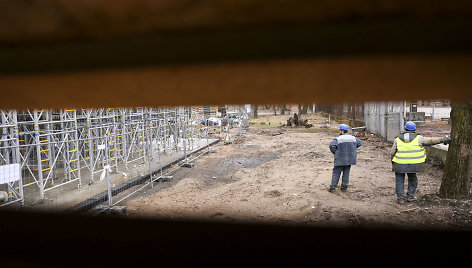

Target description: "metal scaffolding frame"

left=0, top=110, right=24, bottom=206
left=0, top=106, right=247, bottom=207
left=15, top=109, right=82, bottom=198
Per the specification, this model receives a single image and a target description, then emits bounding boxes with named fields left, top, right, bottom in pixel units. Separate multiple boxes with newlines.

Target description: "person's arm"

left=329, top=139, right=338, bottom=154
left=355, top=138, right=362, bottom=148
left=420, top=136, right=452, bottom=146
left=390, top=139, right=397, bottom=160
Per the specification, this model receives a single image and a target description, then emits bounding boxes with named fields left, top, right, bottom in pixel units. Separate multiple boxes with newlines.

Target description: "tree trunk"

left=273, top=105, right=277, bottom=116
left=439, top=102, right=472, bottom=198
left=253, top=105, right=258, bottom=118
left=298, top=104, right=302, bottom=117
left=281, top=104, right=286, bottom=115
left=293, top=113, right=299, bottom=125
left=302, top=105, right=309, bottom=115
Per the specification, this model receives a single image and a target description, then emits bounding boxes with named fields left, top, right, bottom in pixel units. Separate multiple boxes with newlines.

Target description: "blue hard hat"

left=339, top=124, right=349, bottom=131
left=405, top=121, right=416, bottom=131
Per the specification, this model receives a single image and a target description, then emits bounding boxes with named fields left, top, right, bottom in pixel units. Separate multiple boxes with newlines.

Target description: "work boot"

left=341, top=187, right=347, bottom=192
left=406, top=196, right=417, bottom=202
left=328, top=188, right=336, bottom=193
left=397, top=199, right=405, bottom=204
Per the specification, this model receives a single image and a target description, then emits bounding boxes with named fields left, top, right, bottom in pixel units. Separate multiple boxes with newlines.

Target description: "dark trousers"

left=395, top=172, right=418, bottom=200
left=330, top=165, right=351, bottom=190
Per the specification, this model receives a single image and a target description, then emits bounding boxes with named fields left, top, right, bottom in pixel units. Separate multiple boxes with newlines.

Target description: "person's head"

left=339, top=124, right=349, bottom=134
left=404, top=121, right=416, bottom=131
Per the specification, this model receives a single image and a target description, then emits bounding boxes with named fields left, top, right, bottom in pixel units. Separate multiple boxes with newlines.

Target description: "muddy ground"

left=123, top=113, right=472, bottom=231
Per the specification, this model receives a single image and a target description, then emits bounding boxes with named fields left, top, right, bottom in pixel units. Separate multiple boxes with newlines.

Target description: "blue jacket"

left=330, top=134, right=362, bottom=166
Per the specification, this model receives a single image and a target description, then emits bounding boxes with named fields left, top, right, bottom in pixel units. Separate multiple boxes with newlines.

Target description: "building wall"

left=364, top=102, right=404, bottom=141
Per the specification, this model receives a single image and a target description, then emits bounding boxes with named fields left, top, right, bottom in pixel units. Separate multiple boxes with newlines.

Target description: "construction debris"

left=286, top=113, right=313, bottom=128
left=92, top=205, right=127, bottom=215
left=401, top=207, right=420, bottom=213
left=352, top=126, right=367, bottom=137
left=181, top=163, right=195, bottom=168
left=155, top=176, right=173, bottom=182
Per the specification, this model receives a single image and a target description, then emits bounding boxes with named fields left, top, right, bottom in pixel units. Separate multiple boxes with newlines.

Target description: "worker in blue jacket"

left=329, top=124, right=362, bottom=192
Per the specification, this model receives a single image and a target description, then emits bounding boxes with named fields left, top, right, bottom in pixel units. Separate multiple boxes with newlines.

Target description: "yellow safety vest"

left=392, top=136, right=426, bottom=164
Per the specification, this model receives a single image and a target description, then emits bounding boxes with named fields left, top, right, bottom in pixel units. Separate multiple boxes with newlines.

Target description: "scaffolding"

left=15, top=109, right=82, bottom=199
left=0, top=106, right=247, bottom=207
left=0, top=110, right=24, bottom=206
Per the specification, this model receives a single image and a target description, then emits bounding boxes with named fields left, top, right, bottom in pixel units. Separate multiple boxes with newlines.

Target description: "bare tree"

left=439, top=102, right=472, bottom=198
left=281, top=104, right=286, bottom=115
left=302, top=105, right=309, bottom=115
left=253, top=105, right=258, bottom=118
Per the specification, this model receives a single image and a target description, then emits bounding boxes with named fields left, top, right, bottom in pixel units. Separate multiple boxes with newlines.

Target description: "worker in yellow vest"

left=391, top=121, right=451, bottom=204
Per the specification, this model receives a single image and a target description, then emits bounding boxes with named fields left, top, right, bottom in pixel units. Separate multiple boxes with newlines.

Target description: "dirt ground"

left=420, top=119, right=451, bottom=137
left=123, top=112, right=472, bottom=230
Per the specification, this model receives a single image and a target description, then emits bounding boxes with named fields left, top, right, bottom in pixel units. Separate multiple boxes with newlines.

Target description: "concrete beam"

left=425, top=144, right=449, bottom=166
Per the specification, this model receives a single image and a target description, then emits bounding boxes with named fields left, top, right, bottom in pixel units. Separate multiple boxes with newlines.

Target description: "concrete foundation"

left=424, top=144, right=449, bottom=166
left=406, top=112, right=426, bottom=126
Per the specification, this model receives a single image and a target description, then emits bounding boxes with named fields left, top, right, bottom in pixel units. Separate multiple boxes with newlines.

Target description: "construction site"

left=1, top=1, right=472, bottom=267
left=122, top=104, right=471, bottom=230
left=1, top=103, right=470, bottom=231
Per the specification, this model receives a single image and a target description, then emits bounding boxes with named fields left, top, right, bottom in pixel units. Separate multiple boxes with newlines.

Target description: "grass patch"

left=295, top=128, right=339, bottom=134
left=249, top=117, right=287, bottom=127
